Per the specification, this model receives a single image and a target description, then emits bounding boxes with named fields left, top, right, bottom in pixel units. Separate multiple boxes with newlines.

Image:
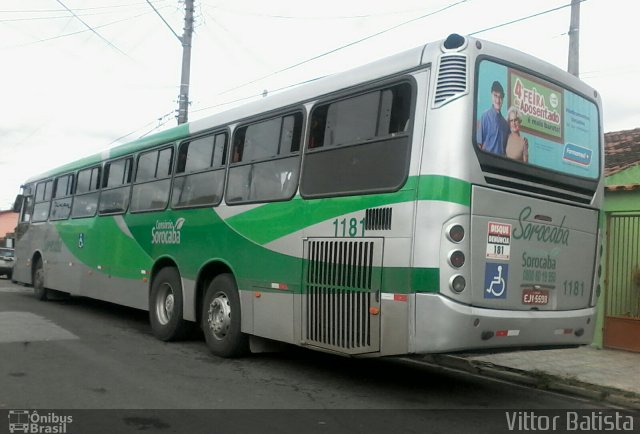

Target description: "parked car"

left=0, top=247, right=15, bottom=279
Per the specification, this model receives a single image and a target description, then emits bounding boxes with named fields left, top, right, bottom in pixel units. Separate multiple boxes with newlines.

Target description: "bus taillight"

left=449, top=250, right=465, bottom=268
left=450, top=275, right=466, bottom=293
left=447, top=224, right=465, bottom=243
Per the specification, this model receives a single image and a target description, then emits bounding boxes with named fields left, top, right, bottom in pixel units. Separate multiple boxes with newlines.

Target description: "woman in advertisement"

left=505, top=106, right=529, bottom=162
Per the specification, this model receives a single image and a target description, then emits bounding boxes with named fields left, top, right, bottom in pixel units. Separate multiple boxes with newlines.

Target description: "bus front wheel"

left=202, top=273, right=248, bottom=358
left=149, top=267, right=192, bottom=341
left=33, top=258, right=48, bottom=301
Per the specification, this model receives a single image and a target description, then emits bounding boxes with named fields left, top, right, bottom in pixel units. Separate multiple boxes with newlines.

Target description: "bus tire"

left=33, top=258, right=48, bottom=301
left=149, top=267, right=192, bottom=341
left=202, top=273, right=249, bottom=358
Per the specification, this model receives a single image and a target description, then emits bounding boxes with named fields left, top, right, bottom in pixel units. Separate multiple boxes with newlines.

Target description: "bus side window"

left=32, top=180, right=53, bottom=222
left=226, top=112, right=302, bottom=204
left=98, top=157, right=133, bottom=215
left=389, top=86, right=412, bottom=133
left=22, top=196, right=33, bottom=223
left=50, top=173, right=74, bottom=221
left=72, top=166, right=100, bottom=218
left=308, top=106, right=327, bottom=149
left=323, top=91, right=380, bottom=147
left=18, top=185, right=34, bottom=224
left=172, top=132, right=227, bottom=209
left=130, top=146, right=174, bottom=213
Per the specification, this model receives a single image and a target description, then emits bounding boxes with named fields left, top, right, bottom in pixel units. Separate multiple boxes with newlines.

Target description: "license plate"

left=522, top=288, right=549, bottom=305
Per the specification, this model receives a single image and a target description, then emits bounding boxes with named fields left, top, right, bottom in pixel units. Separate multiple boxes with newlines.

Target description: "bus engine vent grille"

left=365, top=207, right=392, bottom=230
left=433, top=54, right=468, bottom=107
left=304, top=239, right=381, bottom=354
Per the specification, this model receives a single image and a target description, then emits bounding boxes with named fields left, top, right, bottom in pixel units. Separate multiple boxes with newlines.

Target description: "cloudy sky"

left=0, top=0, right=635, bottom=209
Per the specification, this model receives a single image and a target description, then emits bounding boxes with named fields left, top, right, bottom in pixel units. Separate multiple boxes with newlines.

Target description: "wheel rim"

left=207, top=292, right=231, bottom=340
left=155, top=283, right=175, bottom=325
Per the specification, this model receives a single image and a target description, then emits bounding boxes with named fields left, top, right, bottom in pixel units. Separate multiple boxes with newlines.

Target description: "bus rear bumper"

left=413, top=293, right=597, bottom=353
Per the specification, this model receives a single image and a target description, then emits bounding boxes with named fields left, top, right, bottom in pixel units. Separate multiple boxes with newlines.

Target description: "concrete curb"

left=407, top=354, right=640, bottom=410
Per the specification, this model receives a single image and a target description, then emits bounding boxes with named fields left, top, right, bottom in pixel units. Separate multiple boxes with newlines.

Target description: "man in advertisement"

left=477, top=80, right=510, bottom=155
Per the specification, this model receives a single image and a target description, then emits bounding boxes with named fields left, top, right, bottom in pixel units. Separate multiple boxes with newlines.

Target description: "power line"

left=217, top=0, right=469, bottom=96
left=467, top=0, right=586, bottom=36
left=204, top=3, right=453, bottom=20
left=215, top=0, right=584, bottom=99
left=1, top=2, right=169, bottom=13
left=0, top=0, right=168, bottom=23
left=145, top=0, right=181, bottom=42
left=133, top=76, right=325, bottom=125
left=107, top=109, right=176, bottom=145
left=55, top=0, right=129, bottom=58
left=203, top=10, right=272, bottom=69
left=0, top=4, right=157, bottom=22
left=0, top=15, right=82, bottom=23
left=139, top=111, right=178, bottom=137
left=5, top=10, right=154, bottom=49
left=192, top=74, right=328, bottom=115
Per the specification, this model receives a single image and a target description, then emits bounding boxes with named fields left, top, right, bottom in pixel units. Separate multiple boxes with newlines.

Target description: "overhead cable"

left=55, top=0, right=130, bottom=57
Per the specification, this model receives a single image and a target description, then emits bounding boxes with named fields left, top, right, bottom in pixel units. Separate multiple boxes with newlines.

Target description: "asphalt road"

left=0, top=279, right=626, bottom=434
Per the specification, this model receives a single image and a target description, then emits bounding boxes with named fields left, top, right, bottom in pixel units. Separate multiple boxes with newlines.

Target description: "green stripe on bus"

left=225, top=178, right=418, bottom=245
left=412, top=267, right=440, bottom=293
left=57, top=216, right=154, bottom=279
left=417, top=175, right=471, bottom=206
left=240, top=266, right=439, bottom=295
left=382, top=267, right=439, bottom=294
left=225, top=175, right=470, bottom=245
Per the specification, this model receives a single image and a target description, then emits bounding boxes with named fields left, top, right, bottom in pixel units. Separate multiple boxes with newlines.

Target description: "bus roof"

left=24, top=40, right=430, bottom=185
left=23, top=33, right=600, bottom=185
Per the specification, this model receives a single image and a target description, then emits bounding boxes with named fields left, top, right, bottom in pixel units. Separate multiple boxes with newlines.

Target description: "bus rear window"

left=474, top=60, right=599, bottom=180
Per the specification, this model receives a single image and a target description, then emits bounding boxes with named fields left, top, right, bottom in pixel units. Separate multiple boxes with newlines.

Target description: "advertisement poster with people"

left=475, top=60, right=599, bottom=180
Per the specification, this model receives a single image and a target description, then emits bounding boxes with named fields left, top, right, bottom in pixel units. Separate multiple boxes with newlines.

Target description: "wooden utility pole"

left=568, top=0, right=580, bottom=77
left=177, top=0, right=195, bottom=124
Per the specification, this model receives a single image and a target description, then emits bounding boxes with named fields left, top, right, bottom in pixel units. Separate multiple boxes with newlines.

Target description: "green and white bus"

left=13, top=34, right=603, bottom=358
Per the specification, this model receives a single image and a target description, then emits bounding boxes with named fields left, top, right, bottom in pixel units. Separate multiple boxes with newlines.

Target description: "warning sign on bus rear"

left=486, top=222, right=511, bottom=260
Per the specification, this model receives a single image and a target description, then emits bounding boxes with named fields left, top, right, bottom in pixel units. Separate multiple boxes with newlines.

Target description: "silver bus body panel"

left=13, top=223, right=149, bottom=311
left=468, top=186, right=598, bottom=311
left=414, top=293, right=596, bottom=353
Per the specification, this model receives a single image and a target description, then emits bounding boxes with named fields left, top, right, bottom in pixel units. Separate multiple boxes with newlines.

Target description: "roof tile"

left=605, top=128, right=640, bottom=177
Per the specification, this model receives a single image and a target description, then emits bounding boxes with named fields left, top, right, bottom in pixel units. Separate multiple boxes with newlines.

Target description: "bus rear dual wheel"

left=149, top=269, right=248, bottom=358
left=201, top=273, right=249, bottom=358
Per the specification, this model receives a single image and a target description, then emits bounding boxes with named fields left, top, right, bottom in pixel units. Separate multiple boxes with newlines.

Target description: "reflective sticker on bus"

left=381, top=293, right=408, bottom=302
left=496, top=329, right=520, bottom=337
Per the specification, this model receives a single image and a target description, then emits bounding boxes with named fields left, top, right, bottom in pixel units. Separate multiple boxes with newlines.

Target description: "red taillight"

left=448, top=224, right=465, bottom=243
left=449, top=250, right=465, bottom=268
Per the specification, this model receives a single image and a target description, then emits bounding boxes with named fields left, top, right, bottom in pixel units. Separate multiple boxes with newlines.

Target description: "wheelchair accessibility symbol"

left=484, top=263, right=508, bottom=299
